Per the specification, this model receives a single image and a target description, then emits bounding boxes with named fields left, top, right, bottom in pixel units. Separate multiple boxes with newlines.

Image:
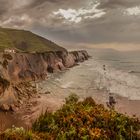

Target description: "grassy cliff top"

left=0, top=27, right=66, bottom=52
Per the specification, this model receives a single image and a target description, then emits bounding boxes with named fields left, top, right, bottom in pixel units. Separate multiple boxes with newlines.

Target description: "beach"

left=1, top=48, right=140, bottom=130
left=20, top=85, right=140, bottom=127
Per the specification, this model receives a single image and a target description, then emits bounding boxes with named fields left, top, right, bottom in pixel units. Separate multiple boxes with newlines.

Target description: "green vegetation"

left=0, top=27, right=65, bottom=52
left=0, top=94, right=140, bottom=140
left=0, top=127, right=39, bottom=140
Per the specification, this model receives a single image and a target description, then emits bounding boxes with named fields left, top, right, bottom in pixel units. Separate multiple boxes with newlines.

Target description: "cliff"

left=0, top=50, right=89, bottom=82
left=0, top=27, right=89, bottom=110
left=0, top=50, right=89, bottom=108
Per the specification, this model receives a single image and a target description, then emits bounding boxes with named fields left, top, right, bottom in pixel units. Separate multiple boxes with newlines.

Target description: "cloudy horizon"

left=0, top=0, right=140, bottom=50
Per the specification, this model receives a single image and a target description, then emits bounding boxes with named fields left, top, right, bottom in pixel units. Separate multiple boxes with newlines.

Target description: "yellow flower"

left=89, top=128, right=101, bottom=138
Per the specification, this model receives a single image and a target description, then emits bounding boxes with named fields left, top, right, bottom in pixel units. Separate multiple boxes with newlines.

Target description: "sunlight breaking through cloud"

left=125, top=6, right=140, bottom=16
left=53, top=3, right=106, bottom=24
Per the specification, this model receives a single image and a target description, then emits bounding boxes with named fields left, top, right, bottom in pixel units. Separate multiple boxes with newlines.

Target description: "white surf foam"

left=87, top=58, right=140, bottom=100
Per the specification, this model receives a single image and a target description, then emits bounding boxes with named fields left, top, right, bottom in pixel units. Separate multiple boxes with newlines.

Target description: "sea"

left=38, top=48, right=140, bottom=101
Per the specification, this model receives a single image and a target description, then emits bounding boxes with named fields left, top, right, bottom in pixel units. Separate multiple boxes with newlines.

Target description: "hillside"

left=0, top=27, right=66, bottom=52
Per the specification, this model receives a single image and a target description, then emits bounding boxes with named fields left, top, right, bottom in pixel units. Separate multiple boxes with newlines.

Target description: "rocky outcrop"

left=0, top=50, right=89, bottom=110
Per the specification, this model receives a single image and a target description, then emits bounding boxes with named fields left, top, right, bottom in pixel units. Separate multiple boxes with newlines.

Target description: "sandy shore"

left=18, top=88, right=140, bottom=127
left=115, top=97, right=140, bottom=118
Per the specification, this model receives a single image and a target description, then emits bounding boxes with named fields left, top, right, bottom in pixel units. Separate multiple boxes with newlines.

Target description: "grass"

left=0, top=27, right=65, bottom=52
left=0, top=94, right=140, bottom=140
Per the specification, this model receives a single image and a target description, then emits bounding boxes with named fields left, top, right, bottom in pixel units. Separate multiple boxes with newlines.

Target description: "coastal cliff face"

left=0, top=50, right=89, bottom=82
left=0, top=50, right=89, bottom=106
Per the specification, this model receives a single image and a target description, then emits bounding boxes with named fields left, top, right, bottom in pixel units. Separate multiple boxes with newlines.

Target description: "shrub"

left=1, top=94, right=140, bottom=139
left=32, top=94, right=140, bottom=140
left=0, top=126, right=40, bottom=140
left=65, top=93, right=79, bottom=104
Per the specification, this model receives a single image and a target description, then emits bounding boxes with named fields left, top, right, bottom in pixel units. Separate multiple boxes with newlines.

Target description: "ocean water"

left=88, top=48, right=140, bottom=100
left=39, top=48, right=140, bottom=101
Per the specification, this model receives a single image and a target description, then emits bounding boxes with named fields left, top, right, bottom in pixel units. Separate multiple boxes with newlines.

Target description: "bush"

left=0, top=126, right=39, bottom=140
left=32, top=94, right=140, bottom=140
left=1, top=94, right=140, bottom=139
left=65, top=93, right=79, bottom=104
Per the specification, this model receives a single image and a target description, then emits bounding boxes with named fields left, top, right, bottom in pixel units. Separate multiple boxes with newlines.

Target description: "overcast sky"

left=0, top=0, right=140, bottom=50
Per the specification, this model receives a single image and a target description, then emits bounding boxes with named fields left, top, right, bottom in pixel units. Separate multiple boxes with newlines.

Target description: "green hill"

left=0, top=27, right=66, bottom=52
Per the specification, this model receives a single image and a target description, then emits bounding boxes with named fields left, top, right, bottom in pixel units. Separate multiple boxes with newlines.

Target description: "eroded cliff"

left=0, top=50, right=89, bottom=108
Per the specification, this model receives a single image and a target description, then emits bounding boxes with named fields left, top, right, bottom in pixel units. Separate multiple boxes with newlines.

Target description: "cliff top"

left=0, top=27, right=66, bottom=53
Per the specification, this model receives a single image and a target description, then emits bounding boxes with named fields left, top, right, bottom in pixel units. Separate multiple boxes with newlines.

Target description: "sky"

left=0, top=0, right=140, bottom=50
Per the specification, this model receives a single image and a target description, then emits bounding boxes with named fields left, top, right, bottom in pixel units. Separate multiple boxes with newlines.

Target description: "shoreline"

left=19, top=87, right=140, bottom=128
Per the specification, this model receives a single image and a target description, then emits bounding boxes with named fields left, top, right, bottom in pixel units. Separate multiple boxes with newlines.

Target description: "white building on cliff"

left=4, top=48, right=16, bottom=53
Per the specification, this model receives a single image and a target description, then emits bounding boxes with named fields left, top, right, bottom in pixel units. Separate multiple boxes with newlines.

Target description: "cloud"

left=100, top=0, right=140, bottom=8
left=53, top=9, right=82, bottom=23
left=84, top=12, right=106, bottom=19
left=0, top=14, right=32, bottom=28
left=0, top=0, right=140, bottom=49
left=125, top=6, right=140, bottom=16
left=12, top=0, right=33, bottom=9
left=52, top=3, right=106, bottom=24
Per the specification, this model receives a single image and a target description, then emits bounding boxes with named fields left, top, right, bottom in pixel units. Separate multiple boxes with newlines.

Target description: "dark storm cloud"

left=0, top=0, right=140, bottom=48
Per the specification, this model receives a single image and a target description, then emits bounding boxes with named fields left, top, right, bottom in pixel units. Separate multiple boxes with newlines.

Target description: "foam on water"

left=60, top=81, right=74, bottom=89
left=85, top=49, right=140, bottom=100
left=88, top=59, right=140, bottom=100
left=55, top=78, right=62, bottom=82
left=39, top=48, right=140, bottom=101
